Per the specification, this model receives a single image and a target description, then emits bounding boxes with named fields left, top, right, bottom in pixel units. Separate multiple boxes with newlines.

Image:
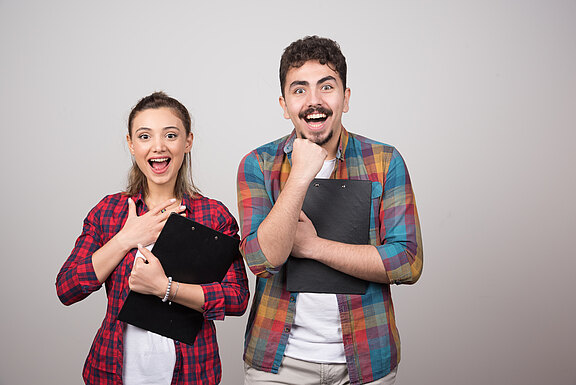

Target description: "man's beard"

left=301, top=129, right=334, bottom=147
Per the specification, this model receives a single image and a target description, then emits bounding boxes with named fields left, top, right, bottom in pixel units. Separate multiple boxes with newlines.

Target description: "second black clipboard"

left=285, top=178, right=372, bottom=295
left=118, top=213, right=239, bottom=346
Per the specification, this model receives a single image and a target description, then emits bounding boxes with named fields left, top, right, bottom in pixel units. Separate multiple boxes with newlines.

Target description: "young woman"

left=56, top=92, right=249, bottom=384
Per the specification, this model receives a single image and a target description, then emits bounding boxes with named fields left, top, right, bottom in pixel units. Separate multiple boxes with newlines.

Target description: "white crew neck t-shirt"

left=122, top=245, right=176, bottom=384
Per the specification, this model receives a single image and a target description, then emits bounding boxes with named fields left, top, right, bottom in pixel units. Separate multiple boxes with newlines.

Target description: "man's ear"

left=279, top=96, right=290, bottom=120
left=343, top=88, right=351, bottom=113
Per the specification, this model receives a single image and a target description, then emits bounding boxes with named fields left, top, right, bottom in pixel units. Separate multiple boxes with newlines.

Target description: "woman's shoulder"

left=184, top=193, right=231, bottom=215
left=183, top=193, right=238, bottom=235
left=94, top=192, right=129, bottom=208
left=86, top=192, right=129, bottom=218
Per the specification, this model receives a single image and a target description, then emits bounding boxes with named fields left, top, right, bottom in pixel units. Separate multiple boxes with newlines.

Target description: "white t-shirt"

left=284, top=158, right=346, bottom=363
left=122, top=245, right=176, bottom=385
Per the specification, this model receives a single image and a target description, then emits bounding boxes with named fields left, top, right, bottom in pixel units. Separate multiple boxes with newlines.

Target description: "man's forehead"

left=286, top=60, right=342, bottom=83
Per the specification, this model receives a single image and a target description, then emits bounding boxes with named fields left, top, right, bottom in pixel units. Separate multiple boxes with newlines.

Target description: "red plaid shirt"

left=56, top=191, right=249, bottom=385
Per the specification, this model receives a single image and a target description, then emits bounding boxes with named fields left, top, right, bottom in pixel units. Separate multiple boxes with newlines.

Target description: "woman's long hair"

left=125, top=91, right=200, bottom=199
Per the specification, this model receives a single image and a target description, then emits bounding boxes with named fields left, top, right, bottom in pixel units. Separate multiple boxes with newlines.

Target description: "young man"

left=237, top=36, right=423, bottom=385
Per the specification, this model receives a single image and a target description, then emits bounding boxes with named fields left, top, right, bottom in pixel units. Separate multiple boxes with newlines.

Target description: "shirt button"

left=175, top=341, right=180, bottom=345
left=289, top=296, right=296, bottom=302
left=284, top=327, right=290, bottom=333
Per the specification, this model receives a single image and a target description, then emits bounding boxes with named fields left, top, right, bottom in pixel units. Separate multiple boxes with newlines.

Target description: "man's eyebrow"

left=289, top=80, right=309, bottom=88
left=317, top=76, right=337, bottom=84
left=288, top=76, right=337, bottom=89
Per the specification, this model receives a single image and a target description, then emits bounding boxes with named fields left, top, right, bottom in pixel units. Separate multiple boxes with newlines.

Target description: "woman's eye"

left=166, top=133, right=178, bottom=139
left=138, top=134, right=150, bottom=140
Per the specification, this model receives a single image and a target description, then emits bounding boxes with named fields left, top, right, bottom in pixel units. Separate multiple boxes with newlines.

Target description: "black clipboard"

left=285, top=179, right=372, bottom=295
left=118, top=213, right=239, bottom=345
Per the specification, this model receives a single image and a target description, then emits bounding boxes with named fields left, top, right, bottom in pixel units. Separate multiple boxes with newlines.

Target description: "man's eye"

left=321, top=84, right=333, bottom=91
left=294, top=88, right=305, bottom=94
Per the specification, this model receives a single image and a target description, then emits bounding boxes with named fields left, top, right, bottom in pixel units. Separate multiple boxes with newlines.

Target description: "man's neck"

left=322, top=126, right=342, bottom=159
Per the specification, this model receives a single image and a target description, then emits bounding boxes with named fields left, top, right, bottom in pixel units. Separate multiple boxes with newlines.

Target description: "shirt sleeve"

left=236, top=151, right=282, bottom=278
left=56, top=203, right=104, bottom=306
left=200, top=204, right=249, bottom=321
left=377, top=148, right=423, bottom=284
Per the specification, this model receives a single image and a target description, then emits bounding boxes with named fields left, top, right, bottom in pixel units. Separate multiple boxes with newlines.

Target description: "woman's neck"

left=145, top=184, right=178, bottom=208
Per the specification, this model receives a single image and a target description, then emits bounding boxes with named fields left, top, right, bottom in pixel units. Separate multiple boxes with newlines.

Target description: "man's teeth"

left=150, top=158, right=169, bottom=162
left=306, top=113, right=326, bottom=120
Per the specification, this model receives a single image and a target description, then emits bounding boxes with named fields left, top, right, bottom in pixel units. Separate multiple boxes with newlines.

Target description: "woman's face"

left=127, top=107, right=193, bottom=192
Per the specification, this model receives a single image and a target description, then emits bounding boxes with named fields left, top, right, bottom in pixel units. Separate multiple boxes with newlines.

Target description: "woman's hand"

left=129, top=244, right=168, bottom=298
left=116, top=198, right=185, bottom=251
left=91, top=198, right=184, bottom=284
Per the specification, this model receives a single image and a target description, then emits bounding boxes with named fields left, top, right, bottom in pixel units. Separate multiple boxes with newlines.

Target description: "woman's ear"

left=126, top=134, right=135, bottom=155
left=185, top=132, right=194, bottom=153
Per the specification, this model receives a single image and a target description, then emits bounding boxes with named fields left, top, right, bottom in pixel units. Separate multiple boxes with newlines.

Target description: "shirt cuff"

left=201, top=283, right=226, bottom=320
left=78, top=256, right=102, bottom=291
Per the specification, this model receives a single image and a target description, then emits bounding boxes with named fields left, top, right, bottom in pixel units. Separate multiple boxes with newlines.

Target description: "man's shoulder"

left=241, top=133, right=291, bottom=165
left=347, top=131, right=397, bottom=155
left=251, top=133, right=291, bottom=156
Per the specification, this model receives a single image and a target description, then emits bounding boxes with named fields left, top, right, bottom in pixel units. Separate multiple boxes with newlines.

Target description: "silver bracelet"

left=169, top=281, right=180, bottom=305
left=162, top=276, right=173, bottom=302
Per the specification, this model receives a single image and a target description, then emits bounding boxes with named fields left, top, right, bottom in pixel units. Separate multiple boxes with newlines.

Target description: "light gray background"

left=1, top=1, right=575, bottom=384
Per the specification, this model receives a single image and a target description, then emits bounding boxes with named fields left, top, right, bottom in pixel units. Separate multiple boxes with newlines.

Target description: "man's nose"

left=306, top=89, right=322, bottom=106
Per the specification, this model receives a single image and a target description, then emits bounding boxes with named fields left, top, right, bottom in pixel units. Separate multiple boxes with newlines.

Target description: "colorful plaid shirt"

left=237, top=128, right=423, bottom=385
left=56, top=191, right=249, bottom=385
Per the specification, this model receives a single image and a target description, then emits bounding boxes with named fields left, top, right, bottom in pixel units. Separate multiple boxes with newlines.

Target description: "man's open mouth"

left=305, top=112, right=327, bottom=125
left=299, top=107, right=333, bottom=127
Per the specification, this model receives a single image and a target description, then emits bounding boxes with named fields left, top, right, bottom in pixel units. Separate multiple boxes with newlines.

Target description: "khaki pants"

left=244, top=356, right=397, bottom=385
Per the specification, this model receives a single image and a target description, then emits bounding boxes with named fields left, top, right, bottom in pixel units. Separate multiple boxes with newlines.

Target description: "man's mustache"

left=298, top=106, right=333, bottom=120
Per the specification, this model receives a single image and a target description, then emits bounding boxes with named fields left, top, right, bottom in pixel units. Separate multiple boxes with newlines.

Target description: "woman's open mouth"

left=148, top=157, right=171, bottom=174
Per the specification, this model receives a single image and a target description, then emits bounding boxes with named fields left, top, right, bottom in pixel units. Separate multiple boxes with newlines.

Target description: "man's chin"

left=300, top=129, right=334, bottom=147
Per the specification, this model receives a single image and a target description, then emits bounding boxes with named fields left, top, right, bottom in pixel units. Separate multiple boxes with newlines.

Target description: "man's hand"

left=291, top=211, right=319, bottom=259
left=290, top=138, right=328, bottom=183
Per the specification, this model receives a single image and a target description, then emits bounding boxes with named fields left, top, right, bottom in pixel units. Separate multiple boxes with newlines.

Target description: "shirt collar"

left=130, top=190, right=193, bottom=211
left=132, top=191, right=145, bottom=206
left=282, top=127, right=349, bottom=161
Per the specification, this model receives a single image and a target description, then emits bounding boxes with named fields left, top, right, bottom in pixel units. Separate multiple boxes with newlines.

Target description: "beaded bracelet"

left=162, top=276, right=173, bottom=303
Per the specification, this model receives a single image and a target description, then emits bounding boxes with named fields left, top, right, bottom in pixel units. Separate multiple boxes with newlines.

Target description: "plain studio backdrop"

left=1, top=1, right=575, bottom=384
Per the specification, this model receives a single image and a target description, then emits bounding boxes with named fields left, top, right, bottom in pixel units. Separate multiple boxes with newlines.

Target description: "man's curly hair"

left=279, top=36, right=347, bottom=97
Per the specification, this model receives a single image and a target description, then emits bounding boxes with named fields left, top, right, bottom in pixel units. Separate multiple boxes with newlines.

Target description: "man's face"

left=280, top=60, right=350, bottom=153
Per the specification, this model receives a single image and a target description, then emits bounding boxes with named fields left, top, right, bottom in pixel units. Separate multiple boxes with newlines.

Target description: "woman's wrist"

left=112, top=231, right=134, bottom=255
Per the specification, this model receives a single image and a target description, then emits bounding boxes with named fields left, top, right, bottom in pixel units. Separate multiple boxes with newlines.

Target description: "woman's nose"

left=152, top=136, right=166, bottom=151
